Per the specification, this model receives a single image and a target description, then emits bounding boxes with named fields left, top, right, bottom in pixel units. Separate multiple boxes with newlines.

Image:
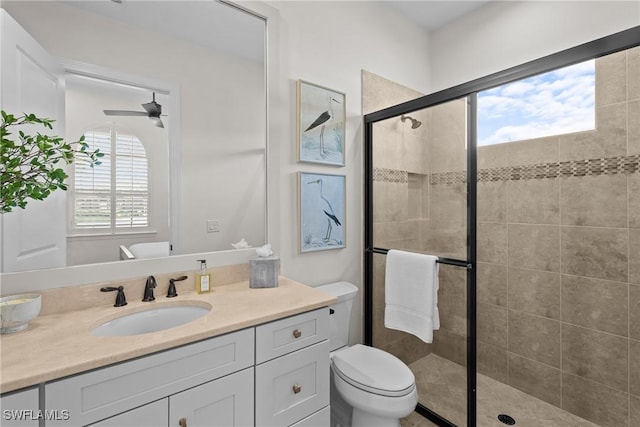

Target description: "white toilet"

left=317, top=282, right=418, bottom=427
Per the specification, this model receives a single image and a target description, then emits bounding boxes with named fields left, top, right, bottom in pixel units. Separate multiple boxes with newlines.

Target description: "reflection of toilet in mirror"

left=120, top=242, right=170, bottom=260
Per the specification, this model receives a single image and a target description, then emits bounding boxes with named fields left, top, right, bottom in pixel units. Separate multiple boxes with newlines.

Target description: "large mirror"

left=1, top=0, right=266, bottom=273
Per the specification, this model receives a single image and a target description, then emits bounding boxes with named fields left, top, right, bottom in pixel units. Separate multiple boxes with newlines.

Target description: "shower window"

left=478, top=59, right=595, bottom=146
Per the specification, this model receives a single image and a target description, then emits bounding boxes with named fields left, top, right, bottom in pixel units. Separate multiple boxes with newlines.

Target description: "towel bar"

left=368, top=247, right=473, bottom=270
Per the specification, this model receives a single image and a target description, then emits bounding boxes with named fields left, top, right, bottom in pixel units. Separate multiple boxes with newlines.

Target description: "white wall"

left=266, top=1, right=432, bottom=344
left=429, top=0, right=640, bottom=92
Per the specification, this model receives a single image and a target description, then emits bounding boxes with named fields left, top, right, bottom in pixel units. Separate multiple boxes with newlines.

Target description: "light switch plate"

left=207, top=219, right=220, bottom=233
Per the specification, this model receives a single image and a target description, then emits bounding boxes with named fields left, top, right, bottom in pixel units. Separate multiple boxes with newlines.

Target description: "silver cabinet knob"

left=293, top=329, right=302, bottom=339
left=179, top=417, right=187, bottom=427
left=293, top=384, right=302, bottom=394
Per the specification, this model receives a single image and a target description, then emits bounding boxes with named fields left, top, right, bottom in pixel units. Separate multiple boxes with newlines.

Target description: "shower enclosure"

left=364, top=27, right=639, bottom=427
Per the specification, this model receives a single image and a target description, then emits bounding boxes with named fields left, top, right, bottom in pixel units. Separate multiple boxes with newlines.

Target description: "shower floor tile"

left=402, top=354, right=599, bottom=427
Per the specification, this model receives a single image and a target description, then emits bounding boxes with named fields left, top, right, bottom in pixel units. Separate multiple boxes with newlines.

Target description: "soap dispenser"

left=196, top=259, right=211, bottom=294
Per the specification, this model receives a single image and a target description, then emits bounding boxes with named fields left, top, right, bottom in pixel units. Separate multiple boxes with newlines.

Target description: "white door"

left=1, top=9, right=67, bottom=272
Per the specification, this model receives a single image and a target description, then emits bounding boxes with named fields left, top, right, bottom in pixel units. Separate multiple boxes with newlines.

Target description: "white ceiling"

left=62, top=1, right=265, bottom=63
left=60, top=1, right=488, bottom=63
left=385, top=1, right=491, bottom=32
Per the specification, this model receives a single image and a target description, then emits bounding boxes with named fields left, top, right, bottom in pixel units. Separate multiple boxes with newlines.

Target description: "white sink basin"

left=91, top=303, right=211, bottom=337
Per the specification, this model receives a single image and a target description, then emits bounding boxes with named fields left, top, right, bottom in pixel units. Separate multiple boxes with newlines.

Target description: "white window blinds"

left=73, top=129, right=148, bottom=231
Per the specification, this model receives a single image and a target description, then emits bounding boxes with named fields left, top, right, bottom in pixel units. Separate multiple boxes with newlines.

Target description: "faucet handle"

left=101, top=286, right=128, bottom=307
left=167, top=275, right=188, bottom=298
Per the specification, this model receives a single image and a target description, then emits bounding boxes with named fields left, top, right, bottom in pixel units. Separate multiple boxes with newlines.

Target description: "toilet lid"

left=331, top=344, right=415, bottom=397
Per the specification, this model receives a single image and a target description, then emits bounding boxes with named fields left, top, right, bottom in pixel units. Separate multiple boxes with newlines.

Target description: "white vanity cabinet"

left=255, top=308, right=330, bottom=426
left=2, top=307, right=330, bottom=427
left=0, top=386, right=39, bottom=427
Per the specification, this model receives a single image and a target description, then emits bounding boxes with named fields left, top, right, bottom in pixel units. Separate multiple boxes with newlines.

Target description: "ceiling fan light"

left=150, top=117, right=164, bottom=128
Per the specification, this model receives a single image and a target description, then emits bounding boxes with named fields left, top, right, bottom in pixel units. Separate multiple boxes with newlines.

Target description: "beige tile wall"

left=476, top=48, right=640, bottom=426
left=371, top=97, right=468, bottom=366
left=365, top=71, right=436, bottom=364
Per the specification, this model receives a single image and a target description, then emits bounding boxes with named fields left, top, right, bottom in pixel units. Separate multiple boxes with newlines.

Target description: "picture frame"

left=296, top=80, right=346, bottom=166
left=298, top=172, right=346, bottom=253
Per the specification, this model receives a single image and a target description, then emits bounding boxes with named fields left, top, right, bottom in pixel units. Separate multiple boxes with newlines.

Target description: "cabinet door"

left=256, top=340, right=329, bottom=427
left=169, top=367, right=253, bottom=427
left=88, top=399, right=167, bottom=427
left=0, top=387, right=39, bottom=427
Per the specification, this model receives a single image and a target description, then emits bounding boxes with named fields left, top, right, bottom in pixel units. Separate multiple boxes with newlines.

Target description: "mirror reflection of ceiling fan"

left=103, top=92, right=165, bottom=128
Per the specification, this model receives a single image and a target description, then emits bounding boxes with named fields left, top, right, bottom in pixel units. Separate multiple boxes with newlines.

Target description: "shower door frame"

left=363, top=25, right=640, bottom=427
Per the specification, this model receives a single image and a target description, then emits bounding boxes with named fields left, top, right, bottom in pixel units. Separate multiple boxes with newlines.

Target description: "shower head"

left=401, top=115, right=422, bottom=129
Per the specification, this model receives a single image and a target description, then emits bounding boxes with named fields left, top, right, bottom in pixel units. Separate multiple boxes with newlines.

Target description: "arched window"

left=72, top=126, right=149, bottom=232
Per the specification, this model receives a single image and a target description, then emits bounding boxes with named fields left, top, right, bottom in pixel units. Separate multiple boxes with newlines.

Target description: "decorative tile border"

left=373, top=154, right=639, bottom=185
left=373, top=167, right=408, bottom=184
left=480, top=154, right=639, bottom=182
left=430, top=171, right=467, bottom=185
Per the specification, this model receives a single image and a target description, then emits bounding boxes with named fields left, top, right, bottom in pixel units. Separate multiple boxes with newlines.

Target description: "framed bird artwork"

left=298, top=172, right=346, bottom=253
left=296, top=80, right=346, bottom=166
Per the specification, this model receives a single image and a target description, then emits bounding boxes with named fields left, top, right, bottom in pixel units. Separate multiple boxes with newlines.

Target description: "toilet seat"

left=331, top=344, right=415, bottom=397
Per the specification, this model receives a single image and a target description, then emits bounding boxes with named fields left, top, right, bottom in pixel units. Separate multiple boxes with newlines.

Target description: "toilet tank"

left=316, top=281, right=358, bottom=352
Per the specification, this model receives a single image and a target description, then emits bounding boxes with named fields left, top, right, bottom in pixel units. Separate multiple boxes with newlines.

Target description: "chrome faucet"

left=142, top=275, right=157, bottom=302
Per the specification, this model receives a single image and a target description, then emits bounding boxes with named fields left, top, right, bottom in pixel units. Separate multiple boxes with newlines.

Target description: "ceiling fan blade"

left=103, top=110, right=148, bottom=116
left=149, top=117, right=164, bottom=128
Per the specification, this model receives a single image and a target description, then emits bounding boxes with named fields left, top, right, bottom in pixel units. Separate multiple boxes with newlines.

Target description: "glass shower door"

left=367, top=96, right=472, bottom=426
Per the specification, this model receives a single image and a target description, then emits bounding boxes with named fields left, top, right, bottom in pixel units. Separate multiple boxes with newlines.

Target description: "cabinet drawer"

left=46, top=328, right=254, bottom=426
left=88, top=399, right=168, bottom=427
left=255, top=308, right=329, bottom=364
left=255, top=340, right=330, bottom=427
left=290, top=406, right=330, bottom=427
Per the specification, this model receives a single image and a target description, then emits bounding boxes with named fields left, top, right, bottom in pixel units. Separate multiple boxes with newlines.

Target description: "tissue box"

left=250, top=256, right=279, bottom=288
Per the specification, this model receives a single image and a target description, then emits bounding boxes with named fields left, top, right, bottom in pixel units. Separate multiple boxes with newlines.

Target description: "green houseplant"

left=0, top=110, right=103, bottom=213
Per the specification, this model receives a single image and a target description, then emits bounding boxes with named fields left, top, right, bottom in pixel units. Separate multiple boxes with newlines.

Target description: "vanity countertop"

left=0, top=277, right=336, bottom=394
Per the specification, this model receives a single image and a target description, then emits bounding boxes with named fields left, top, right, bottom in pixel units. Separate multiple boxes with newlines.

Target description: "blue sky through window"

left=478, top=60, right=595, bottom=146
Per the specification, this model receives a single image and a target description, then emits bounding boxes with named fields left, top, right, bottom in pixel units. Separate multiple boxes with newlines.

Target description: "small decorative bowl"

left=0, top=294, right=42, bottom=334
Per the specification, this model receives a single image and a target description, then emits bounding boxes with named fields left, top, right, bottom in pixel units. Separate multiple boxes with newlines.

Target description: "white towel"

left=384, top=250, right=439, bottom=343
